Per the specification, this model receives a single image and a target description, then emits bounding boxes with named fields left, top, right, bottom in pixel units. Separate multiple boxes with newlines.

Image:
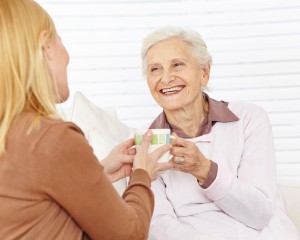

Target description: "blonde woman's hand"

left=133, top=130, right=172, bottom=180
left=170, top=133, right=211, bottom=183
left=101, top=138, right=136, bottom=183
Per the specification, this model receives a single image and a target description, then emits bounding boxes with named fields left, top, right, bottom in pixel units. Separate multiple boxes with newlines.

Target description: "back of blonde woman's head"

left=141, top=26, right=212, bottom=75
left=0, top=0, right=58, bottom=154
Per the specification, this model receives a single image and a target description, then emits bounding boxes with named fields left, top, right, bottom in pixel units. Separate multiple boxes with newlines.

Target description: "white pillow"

left=69, top=91, right=132, bottom=195
left=70, top=91, right=131, bottom=142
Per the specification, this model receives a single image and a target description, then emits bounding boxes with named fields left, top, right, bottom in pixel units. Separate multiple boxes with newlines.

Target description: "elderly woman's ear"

left=200, top=65, right=211, bottom=87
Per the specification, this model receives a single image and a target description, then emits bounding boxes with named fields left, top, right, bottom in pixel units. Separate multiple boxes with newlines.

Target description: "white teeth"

left=162, top=86, right=183, bottom=94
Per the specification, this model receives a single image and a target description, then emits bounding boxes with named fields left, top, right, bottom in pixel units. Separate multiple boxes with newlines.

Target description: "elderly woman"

left=141, top=26, right=299, bottom=240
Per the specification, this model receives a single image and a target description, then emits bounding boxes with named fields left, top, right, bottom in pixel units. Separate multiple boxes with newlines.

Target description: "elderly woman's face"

left=145, top=38, right=209, bottom=111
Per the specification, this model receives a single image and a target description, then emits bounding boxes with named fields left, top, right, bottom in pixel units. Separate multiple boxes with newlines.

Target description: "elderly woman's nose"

left=161, top=70, right=174, bottom=84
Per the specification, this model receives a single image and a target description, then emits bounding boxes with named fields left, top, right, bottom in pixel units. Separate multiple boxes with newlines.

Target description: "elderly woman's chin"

left=157, top=100, right=186, bottom=111
left=156, top=92, right=198, bottom=111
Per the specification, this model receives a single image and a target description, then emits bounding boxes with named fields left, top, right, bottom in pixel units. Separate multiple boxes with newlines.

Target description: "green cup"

left=134, top=128, right=172, bottom=163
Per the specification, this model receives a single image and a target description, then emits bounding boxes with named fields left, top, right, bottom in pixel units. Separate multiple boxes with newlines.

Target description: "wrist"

left=196, top=158, right=211, bottom=183
left=197, top=160, right=218, bottom=189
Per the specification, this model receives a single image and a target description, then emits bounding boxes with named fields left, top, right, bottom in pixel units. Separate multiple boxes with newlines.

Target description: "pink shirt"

left=148, top=96, right=298, bottom=240
left=149, top=94, right=238, bottom=188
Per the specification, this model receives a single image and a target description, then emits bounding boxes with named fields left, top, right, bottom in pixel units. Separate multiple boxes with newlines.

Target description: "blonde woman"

left=0, top=1, right=172, bottom=239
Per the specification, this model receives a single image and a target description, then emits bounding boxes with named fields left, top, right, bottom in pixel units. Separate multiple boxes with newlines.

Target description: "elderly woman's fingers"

left=171, top=135, right=193, bottom=149
left=173, top=156, right=186, bottom=165
left=170, top=145, right=190, bottom=157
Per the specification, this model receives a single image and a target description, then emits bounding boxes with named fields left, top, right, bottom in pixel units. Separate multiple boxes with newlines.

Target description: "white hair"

left=141, top=26, right=212, bottom=75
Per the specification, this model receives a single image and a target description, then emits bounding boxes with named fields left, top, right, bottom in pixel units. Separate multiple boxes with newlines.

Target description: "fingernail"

left=145, top=130, right=152, bottom=138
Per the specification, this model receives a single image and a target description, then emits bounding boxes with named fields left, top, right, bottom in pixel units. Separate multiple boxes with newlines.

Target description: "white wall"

left=37, top=0, right=300, bottom=179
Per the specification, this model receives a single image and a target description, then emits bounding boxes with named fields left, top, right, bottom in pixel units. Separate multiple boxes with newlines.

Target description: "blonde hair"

left=0, top=0, right=60, bottom=155
left=141, top=26, right=212, bottom=75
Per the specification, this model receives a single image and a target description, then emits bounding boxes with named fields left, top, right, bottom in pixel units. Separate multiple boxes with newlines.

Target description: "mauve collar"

left=149, top=93, right=239, bottom=138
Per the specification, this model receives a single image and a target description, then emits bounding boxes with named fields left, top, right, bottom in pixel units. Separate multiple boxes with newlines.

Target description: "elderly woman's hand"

left=170, top=133, right=211, bottom=184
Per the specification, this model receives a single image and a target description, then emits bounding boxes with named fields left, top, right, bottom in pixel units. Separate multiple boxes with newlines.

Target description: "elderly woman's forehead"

left=153, top=37, right=188, bottom=48
left=147, top=39, right=194, bottom=59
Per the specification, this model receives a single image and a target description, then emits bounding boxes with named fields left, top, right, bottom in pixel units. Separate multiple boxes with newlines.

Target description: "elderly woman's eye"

left=147, top=65, right=162, bottom=75
left=174, top=62, right=184, bottom=68
left=151, top=67, right=161, bottom=73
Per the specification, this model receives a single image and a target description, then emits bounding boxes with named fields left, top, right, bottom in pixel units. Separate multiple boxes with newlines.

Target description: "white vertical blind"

left=37, top=0, right=300, bottom=179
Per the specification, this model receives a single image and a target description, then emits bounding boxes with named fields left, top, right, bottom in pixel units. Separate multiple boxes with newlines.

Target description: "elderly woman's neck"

left=164, top=95, right=208, bottom=138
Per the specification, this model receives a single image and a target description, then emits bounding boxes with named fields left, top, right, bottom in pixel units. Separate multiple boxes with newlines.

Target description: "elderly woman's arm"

left=202, top=105, right=277, bottom=230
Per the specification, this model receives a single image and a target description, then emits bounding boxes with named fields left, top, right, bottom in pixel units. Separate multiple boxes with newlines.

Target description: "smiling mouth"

left=160, top=86, right=184, bottom=95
